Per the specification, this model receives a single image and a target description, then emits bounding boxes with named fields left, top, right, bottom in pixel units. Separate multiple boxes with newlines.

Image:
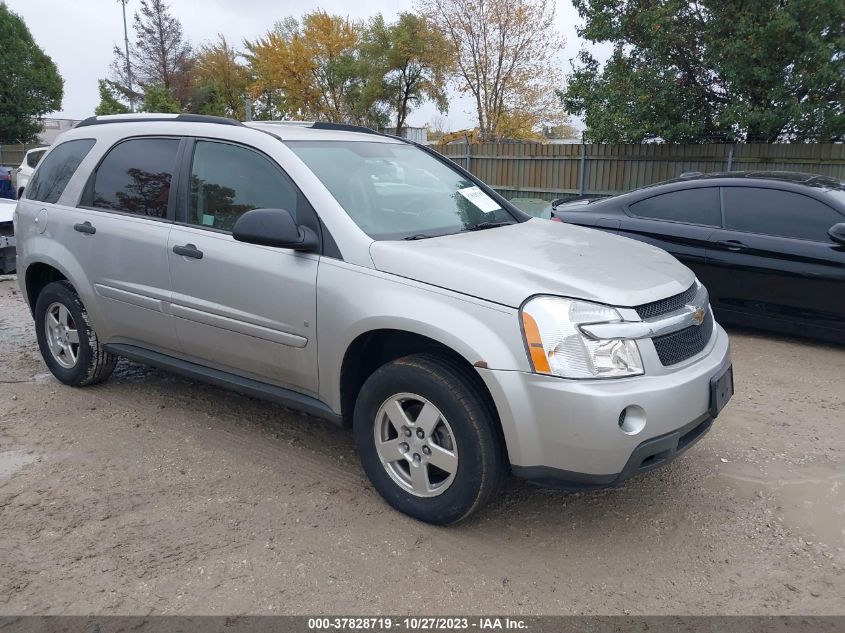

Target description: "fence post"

left=466, top=142, right=472, bottom=174
left=578, top=135, right=587, bottom=196
left=726, top=145, right=734, bottom=171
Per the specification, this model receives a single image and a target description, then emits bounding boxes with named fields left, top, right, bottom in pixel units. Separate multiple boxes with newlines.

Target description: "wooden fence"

left=5, top=140, right=844, bottom=202
left=435, top=143, right=845, bottom=202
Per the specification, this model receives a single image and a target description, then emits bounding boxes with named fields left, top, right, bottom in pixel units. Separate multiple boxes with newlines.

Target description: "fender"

left=315, top=258, right=530, bottom=413
left=16, top=205, right=104, bottom=331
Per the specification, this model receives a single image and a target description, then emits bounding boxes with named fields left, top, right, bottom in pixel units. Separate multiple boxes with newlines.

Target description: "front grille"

left=652, top=308, right=714, bottom=365
left=635, top=283, right=698, bottom=320
left=634, top=283, right=714, bottom=366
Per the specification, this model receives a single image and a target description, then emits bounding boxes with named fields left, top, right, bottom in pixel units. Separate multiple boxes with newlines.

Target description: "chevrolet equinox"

left=14, top=114, right=733, bottom=524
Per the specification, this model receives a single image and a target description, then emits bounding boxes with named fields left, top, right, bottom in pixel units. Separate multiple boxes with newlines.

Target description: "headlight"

left=520, top=296, right=643, bottom=379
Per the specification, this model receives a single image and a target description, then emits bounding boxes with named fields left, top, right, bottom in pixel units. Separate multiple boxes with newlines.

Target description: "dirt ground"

left=0, top=275, right=843, bottom=616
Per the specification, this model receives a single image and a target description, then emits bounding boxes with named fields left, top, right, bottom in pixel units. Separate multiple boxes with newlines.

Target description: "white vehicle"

left=0, top=197, right=16, bottom=273
left=14, top=146, right=48, bottom=200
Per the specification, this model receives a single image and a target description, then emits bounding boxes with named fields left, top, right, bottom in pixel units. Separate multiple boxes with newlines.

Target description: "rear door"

left=707, top=186, right=845, bottom=333
left=618, top=186, right=722, bottom=289
left=167, top=138, right=319, bottom=394
left=74, top=136, right=183, bottom=351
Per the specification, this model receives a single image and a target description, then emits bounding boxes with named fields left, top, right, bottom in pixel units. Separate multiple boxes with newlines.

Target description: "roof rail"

left=309, top=121, right=380, bottom=135
left=246, top=120, right=386, bottom=137
left=75, top=113, right=244, bottom=128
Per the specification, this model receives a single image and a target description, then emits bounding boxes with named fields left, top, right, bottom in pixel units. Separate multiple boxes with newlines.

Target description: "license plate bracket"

left=709, top=364, right=734, bottom=418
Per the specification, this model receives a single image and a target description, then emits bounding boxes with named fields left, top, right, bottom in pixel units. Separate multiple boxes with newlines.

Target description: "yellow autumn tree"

left=193, top=35, right=250, bottom=119
left=245, top=11, right=383, bottom=124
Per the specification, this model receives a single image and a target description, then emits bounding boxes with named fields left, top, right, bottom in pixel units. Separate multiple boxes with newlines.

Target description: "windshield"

left=285, top=140, right=515, bottom=240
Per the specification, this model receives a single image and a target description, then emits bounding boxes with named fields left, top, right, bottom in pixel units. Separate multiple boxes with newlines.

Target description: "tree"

left=245, top=11, right=386, bottom=126
left=417, top=0, right=567, bottom=140
left=0, top=3, right=63, bottom=142
left=110, top=0, right=193, bottom=109
left=563, top=0, right=845, bottom=143
left=192, top=35, right=249, bottom=118
left=140, top=84, right=180, bottom=113
left=361, top=13, right=451, bottom=135
left=95, top=79, right=130, bottom=115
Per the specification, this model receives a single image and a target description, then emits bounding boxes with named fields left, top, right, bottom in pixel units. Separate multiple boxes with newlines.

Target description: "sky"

left=6, top=0, right=608, bottom=131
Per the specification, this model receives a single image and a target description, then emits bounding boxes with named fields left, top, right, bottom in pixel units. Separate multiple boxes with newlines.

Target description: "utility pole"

left=118, top=0, right=135, bottom=112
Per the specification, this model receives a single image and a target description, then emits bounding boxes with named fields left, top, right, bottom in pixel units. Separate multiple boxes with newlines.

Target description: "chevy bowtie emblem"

left=692, top=306, right=705, bottom=325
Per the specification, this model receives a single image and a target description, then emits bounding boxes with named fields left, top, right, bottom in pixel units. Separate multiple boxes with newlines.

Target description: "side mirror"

left=232, top=208, right=318, bottom=251
left=829, top=222, right=845, bottom=245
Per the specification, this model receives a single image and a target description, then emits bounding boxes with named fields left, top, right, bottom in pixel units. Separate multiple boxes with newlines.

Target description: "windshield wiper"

left=463, top=220, right=515, bottom=232
left=402, top=233, right=435, bottom=240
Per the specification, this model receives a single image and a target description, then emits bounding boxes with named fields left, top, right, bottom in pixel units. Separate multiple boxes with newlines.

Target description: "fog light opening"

left=618, top=405, right=646, bottom=435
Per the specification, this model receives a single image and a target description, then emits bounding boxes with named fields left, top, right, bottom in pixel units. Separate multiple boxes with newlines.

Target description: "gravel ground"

left=0, top=275, right=843, bottom=615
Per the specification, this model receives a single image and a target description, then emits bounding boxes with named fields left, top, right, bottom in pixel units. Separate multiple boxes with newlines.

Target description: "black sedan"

left=551, top=171, right=845, bottom=344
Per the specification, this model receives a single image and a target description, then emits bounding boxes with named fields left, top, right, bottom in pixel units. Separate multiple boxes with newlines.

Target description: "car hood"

left=369, top=218, right=694, bottom=308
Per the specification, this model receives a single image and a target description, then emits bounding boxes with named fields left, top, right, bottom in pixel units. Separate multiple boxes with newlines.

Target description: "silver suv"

left=15, top=114, right=733, bottom=524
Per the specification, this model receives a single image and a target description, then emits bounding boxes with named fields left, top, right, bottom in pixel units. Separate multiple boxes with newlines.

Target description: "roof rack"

left=310, top=122, right=380, bottom=135
left=251, top=120, right=381, bottom=136
left=75, top=113, right=244, bottom=128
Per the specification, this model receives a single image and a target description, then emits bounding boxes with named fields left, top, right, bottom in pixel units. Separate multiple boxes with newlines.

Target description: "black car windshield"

left=285, top=140, right=515, bottom=240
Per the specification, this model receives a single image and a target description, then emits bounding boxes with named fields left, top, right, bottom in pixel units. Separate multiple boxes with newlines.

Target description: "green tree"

left=361, top=13, right=451, bottom=135
left=95, top=79, right=130, bottom=115
left=563, top=0, right=845, bottom=143
left=140, top=84, right=180, bottom=113
left=0, top=3, right=63, bottom=142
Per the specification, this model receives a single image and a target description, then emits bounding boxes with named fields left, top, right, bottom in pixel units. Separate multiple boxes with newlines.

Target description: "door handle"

left=714, top=239, right=746, bottom=252
left=173, top=243, right=203, bottom=259
left=73, top=221, right=96, bottom=235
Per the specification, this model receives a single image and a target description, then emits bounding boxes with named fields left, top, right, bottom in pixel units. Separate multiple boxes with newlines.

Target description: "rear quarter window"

left=628, top=188, right=721, bottom=226
left=26, top=150, right=46, bottom=169
left=26, top=139, right=96, bottom=204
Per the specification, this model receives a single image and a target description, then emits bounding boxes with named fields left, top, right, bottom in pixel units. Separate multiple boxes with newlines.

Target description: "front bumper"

left=478, top=323, right=731, bottom=487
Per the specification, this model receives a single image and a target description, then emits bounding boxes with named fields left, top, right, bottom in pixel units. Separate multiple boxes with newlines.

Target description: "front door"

left=619, top=186, right=722, bottom=290
left=707, top=186, right=845, bottom=335
left=167, top=139, right=319, bottom=394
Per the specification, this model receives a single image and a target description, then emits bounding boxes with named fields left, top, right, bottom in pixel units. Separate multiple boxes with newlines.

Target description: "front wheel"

left=353, top=354, right=507, bottom=525
left=34, top=281, right=116, bottom=386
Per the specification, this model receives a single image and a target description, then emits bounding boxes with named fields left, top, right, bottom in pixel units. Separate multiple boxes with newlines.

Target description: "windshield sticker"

left=457, top=186, right=501, bottom=213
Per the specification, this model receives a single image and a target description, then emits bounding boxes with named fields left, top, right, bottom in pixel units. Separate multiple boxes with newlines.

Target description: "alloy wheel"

left=374, top=393, right=459, bottom=498
left=44, top=302, right=80, bottom=369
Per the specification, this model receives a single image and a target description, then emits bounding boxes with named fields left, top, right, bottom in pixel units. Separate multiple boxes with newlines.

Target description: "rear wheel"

left=34, top=281, right=116, bottom=386
left=354, top=354, right=506, bottom=524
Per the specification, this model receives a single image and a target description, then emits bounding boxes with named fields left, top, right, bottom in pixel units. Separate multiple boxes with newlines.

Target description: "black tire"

left=353, top=353, right=507, bottom=525
left=34, top=280, right=116, bottom=386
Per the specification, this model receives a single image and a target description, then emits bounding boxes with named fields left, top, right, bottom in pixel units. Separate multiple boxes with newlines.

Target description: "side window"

left=27, top=150, right=46, bottom=169
left=92, top=137, right=180, bottom=218
left=189, top=140, right=298, bottom=232
left=723, top=187, right=843, bottom=242
left=25, top=139, right=96, bottom=204
left=628, top=188, right=721, bottom=226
